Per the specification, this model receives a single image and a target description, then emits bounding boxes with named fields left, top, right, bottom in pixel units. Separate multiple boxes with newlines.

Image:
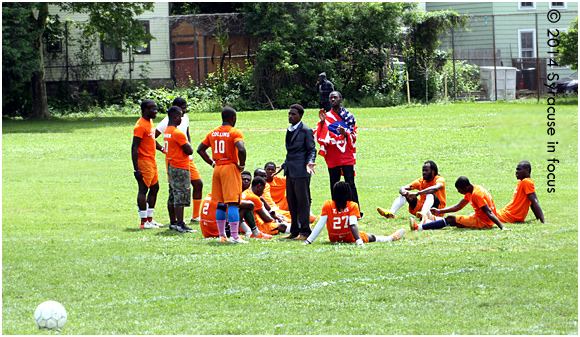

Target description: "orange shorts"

left=138, top=159, right=158, bottom=187
left=190, top=159, right=201, bottom=181
left=211, top=164, right=242, bottom=204
left=455, top=214, right=494, bottom=229
left=329, top=231, right=369, bottom=243
left=496, top=210, right=518, bottom=223
left=277, top=198, right=289, bottom=212
left=256, top=217, right=279, bottom=235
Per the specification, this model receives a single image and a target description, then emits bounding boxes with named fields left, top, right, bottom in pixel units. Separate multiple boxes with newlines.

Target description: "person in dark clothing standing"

left=316, top=72, right=334, bottom=112
left=280, top=104, right=317, bottom=241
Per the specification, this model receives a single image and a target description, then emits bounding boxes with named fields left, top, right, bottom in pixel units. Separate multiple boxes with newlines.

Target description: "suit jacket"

left=283, top=122, right=316, bottom=179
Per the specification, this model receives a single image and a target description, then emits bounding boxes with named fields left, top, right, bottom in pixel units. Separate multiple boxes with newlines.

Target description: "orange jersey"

left=201, top=125, right=243, bottom=166
left=499, top=178, right=535, bottom=222
left=262, top=184, right=277, bottom=208
left=321, top=200, right=361, bottom=243
left=242, top=189, right=263, bottom=212
left=410, top=175, right=446, bottom=208
left=463, top=185, right=498, bottom=226
left=268, top=176, right=288, bottom=210
left=133, top=117, right=157, bottom=162
left=200, top=193, right=220, bottom=238
left=163, top=126, right=190, bottom=170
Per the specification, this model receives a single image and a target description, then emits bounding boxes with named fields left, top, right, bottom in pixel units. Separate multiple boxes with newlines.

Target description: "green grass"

left=2, top=102, right=578, bottom=334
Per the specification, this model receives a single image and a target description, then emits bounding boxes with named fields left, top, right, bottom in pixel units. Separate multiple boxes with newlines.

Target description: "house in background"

left=44, top=3, right=172, bottom=91
left=43, top=4, right=255, bottom=97
left=425, top=2, right=578, bottom=92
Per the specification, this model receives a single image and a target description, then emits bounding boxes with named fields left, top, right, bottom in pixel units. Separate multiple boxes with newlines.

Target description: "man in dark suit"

left=281, top=104, right=317, bottom=240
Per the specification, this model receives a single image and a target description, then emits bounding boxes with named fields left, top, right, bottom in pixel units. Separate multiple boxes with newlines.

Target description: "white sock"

left=390, top=195, right=406, bottom=214
left=146, top=204, right=154, bottom=218
left=375, top=235, right=394, bottom=243
left=240, top=222, right=252, bottom=235
left=285, top=225, right=291, bottom=233
left=138, top=210, right=147, bottom=219
left=421, top=194, right=435, bottom=213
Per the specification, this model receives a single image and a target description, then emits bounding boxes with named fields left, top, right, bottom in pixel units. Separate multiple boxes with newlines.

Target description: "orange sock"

left=192, top=199, right=202, bottom=219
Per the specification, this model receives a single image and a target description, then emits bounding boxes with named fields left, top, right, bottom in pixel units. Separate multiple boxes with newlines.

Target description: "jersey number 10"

left=214, top=140, right=225, bottom=154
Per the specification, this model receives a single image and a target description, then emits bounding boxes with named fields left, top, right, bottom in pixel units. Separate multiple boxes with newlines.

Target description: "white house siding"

left=44, top=3, right=171, bottom=84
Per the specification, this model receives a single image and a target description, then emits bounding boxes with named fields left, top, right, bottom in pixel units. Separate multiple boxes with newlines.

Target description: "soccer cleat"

left=219, top=236, right=230, bottom=243
left=180, top=223, right=197, bottom=233
left=391, top=228, right=406, bottom=241
left=409, top=217, right=418, bottom=231
left=419, top=210, right=435, bottom=224
left=377, top=207, right=395, bottom=219
left=190, top=217, right=200, bottom=223
left=250, top=232, right=273, bottom=239
left=149, top=219, right=164, bottom=228
left=230, top=237, right=249, bottom=244
left=142, top=221, right=158, bottom=229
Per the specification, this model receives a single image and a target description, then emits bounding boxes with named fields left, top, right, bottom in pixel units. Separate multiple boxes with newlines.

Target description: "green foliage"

left=435, top=59, right=481, bottom=99
left=242, top=2, right=412, bottom=109
left=404, top=10, right=466, bottom=103
left=558, top=16, right=578, bottom=70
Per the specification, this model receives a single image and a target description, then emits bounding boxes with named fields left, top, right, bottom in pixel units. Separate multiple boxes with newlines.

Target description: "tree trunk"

left=30, top=3, right=51, bottom=118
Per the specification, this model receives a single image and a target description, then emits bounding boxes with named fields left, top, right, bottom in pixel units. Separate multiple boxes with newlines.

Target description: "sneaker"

left=169, top=222, right=179, bottom=231
left=419, top=210, right=435, bottom=224
left=230, top=237, right=249, bottom=244
left=219, top=236, right=229, bottom=243
left=409, top=217, right=418, bottom=231
left=190, top=217, right=200, bottom=223
left=180, top=223, right=197, bottom=233
left=142, top=221, right=158, bottom=229
left=391, top=229, right=405, bottom=241
left=377, top=207, right=395, bottom=219
left=250, top=232, right=273, bottom=239
left=174, top=224, right=188, bottom=233
left=149, top=219, right=164, bottom=228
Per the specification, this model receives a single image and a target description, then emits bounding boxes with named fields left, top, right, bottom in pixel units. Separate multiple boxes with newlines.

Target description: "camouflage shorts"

left=167, top=164, right=191, bottom=207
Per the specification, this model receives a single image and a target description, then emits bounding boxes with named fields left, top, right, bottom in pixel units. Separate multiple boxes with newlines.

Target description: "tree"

left=242, top=2, right=411, bottom=109
left=2, top=2, right=154, bottom=118
left=558, top=16, right=578, bottom=70
left=403, top=10, right=466, bottom=103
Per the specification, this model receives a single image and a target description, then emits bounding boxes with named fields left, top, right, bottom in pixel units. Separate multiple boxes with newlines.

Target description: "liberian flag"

left=314, top=107, right=357, bottom=160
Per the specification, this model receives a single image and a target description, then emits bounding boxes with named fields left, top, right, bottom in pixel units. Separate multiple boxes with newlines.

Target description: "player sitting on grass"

left=241, top=172, right=288, bottom=235
left=497, top=161, right=545, bottom=224
left=411, top=176, right=511, bottom=231
left=304, top=181, right=405, bottom=245
left=199, top=193, right=272, bottom=240
left=253, top=168, right=292, bottom=225
left=377, top=161, right=446, bottom=223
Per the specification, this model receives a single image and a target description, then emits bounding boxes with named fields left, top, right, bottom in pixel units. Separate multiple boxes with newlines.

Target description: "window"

left=134, top=21, right=151, bottom=55
left=518, top=2, right=536, bottom=10
left=45, top=36, right=62, bottom=53
left=518, top=29, right=536, bottom=58
left=549, top=2, right=567, bottom=9
left=101, top=35, right=122, bottom=62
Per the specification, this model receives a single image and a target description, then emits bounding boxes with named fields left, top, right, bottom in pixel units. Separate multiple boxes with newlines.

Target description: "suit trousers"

left=286, top=176, right=312, bottom=237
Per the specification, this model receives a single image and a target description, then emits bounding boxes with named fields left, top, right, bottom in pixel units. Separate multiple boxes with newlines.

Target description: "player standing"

left=197, top=107, right=248, bottom=243
left=131, top=99, right=163, bottom=229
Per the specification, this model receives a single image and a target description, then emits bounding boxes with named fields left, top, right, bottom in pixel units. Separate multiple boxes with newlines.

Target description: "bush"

left=435, top=59, right=480, bottom=99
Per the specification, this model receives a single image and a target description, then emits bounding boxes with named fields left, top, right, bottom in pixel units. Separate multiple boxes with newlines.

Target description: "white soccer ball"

left=34, top=301, right=67, bottom=330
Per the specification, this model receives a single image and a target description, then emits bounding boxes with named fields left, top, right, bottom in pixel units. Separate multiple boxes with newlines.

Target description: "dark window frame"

left=133, top=21, right=151, bottom=55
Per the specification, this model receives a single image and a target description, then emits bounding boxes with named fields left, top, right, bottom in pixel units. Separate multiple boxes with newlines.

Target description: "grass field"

left=2, top=101, right=578, bottom=334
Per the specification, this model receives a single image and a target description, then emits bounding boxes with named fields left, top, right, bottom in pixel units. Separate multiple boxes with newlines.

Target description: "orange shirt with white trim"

left=163, top=126, right=190, bottom=170
left=463, top=185, right=498, bottom=226
left=200, top=193, right=219, bottom=238
left=500, top=178, right=535, bottom=222
left=133, top=117, right=156, bottom=162
left=201, top=125, right=243, bottom=166
left=321, top=200, right=361, bottom=243
left=410, top=175, right=446, bottom=208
